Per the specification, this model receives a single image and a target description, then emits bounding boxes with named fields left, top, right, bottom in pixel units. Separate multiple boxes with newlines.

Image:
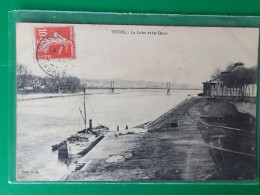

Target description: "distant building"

left=233, top=62, right=244, bottom=67
left=202, top=80, right=220, bottom=96
left=220, top=71, right=230, bottom=76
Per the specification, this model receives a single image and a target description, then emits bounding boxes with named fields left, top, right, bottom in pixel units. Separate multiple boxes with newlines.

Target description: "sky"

left=17, top=23, right=259, bottom=88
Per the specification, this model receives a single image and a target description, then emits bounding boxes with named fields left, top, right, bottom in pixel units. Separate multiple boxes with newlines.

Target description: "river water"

left=16, top=89, right=201, bottom=181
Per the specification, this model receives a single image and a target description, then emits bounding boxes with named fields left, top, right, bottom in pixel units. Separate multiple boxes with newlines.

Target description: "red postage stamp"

left=34, top=26, right=75, bottom=60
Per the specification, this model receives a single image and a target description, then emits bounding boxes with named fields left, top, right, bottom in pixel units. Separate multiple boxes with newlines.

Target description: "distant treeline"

left=17, top=64, right=81, bottom=93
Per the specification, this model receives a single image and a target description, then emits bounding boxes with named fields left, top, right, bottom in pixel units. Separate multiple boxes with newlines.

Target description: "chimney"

left=89, top=119, right=92, bottom=130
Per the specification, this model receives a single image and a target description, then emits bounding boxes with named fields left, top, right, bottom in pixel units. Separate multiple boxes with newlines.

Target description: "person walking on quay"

left=117, top=125, right=119, bottom=131
left=125, top=125, right=128, bottom=130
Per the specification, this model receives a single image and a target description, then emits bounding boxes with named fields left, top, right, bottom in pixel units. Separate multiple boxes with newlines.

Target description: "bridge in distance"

left=60, top=81, right=201, bottom=94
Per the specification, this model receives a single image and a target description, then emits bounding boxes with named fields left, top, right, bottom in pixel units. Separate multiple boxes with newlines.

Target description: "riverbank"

left=17, top=93, right=82, bottom=101
left=17, top=92, right=108, bottom=101
left=64, top=97, right=255, bottom=181
left=17, top=89, right=199, bottom=181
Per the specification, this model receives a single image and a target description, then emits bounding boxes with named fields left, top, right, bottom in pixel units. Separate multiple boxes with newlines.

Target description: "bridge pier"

left=111, top=81, right=114, bottom=93
left=167, top=82, right=171, bottom=95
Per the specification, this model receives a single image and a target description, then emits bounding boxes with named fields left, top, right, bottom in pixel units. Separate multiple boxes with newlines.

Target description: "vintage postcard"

left=16, top=23, right=258, bottom=181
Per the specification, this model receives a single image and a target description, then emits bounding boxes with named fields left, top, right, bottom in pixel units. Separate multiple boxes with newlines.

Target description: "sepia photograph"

left=16, top=23, right=258, bottom=181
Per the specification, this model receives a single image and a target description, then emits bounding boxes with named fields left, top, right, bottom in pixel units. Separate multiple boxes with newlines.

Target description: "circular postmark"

left=35, top=27, right=75, bottom=77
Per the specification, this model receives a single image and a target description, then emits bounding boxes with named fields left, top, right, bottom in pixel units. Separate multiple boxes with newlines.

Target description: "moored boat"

left=52, top=85, right=109, bottom=160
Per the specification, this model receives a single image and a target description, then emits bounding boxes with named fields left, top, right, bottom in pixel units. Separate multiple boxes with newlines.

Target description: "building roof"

left=231, top=66, right=246, bottom=72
